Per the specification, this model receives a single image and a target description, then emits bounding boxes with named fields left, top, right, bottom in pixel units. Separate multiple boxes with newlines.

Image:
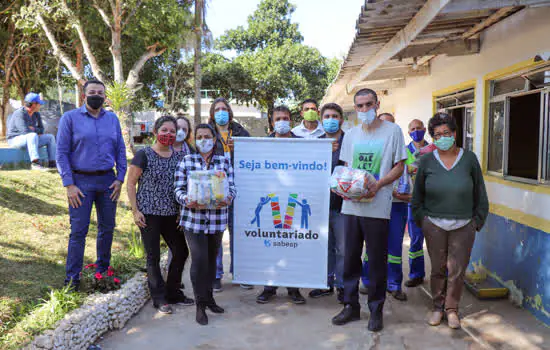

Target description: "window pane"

left=464, top=107, right=474, bottom=151
left=507, top=93, right=541, bottom=180
left=493, top=76, right=526, bottom=97
left=488, top=101, right=505, bottom=173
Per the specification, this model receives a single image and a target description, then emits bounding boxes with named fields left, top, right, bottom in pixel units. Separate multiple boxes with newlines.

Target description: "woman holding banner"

left=208, top=97, right=251, bottom=292
left=174, top=123, right=236, bottom=325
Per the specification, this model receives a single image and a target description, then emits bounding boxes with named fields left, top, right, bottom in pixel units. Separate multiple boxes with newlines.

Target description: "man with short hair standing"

left=56, top=79, right=127, bottom=290
left=404, top=119, right=428, bottom=288
left=291, top=99, right=325, bottom=138
left=7, top=93, right=56, bottom=170
left=256, top=105, right=306, bottom=305
left=332, top=89, right=407, bottom=332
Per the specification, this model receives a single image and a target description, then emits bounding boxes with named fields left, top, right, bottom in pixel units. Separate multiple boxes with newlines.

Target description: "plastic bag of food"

left=187, top=170, right=229, bottom=208
left=330, top=166, right=376, bottom=202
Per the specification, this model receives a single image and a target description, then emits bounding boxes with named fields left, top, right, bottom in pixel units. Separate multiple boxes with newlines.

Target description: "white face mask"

left=196, top=138, right=214, bottom=154
left=176, top=129, right=186, bottom=142
left=274, top=120, right=291, bottom=135
left=358, top=109, right=376, bottom=125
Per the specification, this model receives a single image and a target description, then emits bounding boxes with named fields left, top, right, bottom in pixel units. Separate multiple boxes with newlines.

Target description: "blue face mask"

left=214, top=110, right=229, bottom=126
left=434, top=136, right=455, bottom=151
left=274, top=120, right=291, bottom=135
left=410, top=130, right=425, bottom=142
left=322, top=118, right=340, bottom=133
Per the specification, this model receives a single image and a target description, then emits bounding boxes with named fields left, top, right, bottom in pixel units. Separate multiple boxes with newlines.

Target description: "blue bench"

left=0, top=147, right=49, bottom=170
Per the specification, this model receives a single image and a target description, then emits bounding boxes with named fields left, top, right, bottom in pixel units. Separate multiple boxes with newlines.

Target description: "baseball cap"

left=24, top=93, right=45, bottom=105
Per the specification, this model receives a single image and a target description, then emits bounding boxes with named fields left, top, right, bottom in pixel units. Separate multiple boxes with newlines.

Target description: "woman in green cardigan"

left=411, top=112, right=488, bottom=330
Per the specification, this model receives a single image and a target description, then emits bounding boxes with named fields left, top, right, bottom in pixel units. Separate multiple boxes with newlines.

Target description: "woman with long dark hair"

left=127, top=116, right=194, bottom=315
left=175, top=123, right=236, bottom=325
left=208, top=97, right=251, bottom=291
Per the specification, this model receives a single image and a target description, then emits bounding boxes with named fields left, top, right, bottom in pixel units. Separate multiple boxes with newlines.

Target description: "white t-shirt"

left=291, top=121, right=325, bottom=138
left=339, top=121, right=407, bottom=219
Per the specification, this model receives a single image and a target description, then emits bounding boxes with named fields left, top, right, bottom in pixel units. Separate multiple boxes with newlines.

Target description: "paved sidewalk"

left=99, top=236, right=550, bottom=350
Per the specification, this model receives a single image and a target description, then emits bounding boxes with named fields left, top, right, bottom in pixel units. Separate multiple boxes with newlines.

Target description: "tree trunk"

left=111, top=0, right=124, bottom=83
left=267, top=102, right=274, bottom=133
left=193, top=0, right=203, bottom=127
left=0, top=83, right=9, bottom=137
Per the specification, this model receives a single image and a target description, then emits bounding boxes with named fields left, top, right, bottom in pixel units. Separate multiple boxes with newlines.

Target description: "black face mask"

left=87, top=95, right=105, bottom=110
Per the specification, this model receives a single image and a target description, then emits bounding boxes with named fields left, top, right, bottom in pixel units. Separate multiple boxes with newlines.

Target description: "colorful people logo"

left=251, top=193, right=311, bottom=229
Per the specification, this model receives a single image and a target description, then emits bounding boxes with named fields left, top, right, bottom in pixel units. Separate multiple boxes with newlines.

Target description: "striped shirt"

left=174, top=153, right=236, bottom=234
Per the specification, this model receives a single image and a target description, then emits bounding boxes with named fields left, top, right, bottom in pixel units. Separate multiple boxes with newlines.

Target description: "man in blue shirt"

left=56, top=79, right=127, bottom=290
left=7, top=93, right=56, bottom=170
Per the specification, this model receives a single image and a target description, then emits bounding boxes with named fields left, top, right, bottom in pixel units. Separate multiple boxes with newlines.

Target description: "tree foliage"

left=203, top=0, right=339, bottom=129
left=216, top=0, right=302, bottom=52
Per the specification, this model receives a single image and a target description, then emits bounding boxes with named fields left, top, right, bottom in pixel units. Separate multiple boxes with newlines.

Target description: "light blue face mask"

left=322, top=118, right=340, bottom=133
left=214, top=110, right=229, bottom=126
left=434, top=136, right=455, bottom=151
left=274, top=120, right=291, bottom=135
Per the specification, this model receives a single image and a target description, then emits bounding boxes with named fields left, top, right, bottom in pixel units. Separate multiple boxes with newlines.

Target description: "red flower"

left=85, top=263, right=98, bottom=269
left=94, top=272, right=103, bottom=280
left=107, top=270, right=114, bottom=277
left=113, top=278, right=121, bottom=284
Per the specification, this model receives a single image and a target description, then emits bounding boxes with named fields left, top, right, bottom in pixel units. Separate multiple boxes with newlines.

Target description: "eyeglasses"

left=355, top=102, right=375, bottom=109
left=433, top=131, right=453, bottom=140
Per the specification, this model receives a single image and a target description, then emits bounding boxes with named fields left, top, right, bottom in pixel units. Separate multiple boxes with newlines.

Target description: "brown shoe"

left=428, top=311, right=444, bottom=326
left=447, top=311, right=461, bottom=329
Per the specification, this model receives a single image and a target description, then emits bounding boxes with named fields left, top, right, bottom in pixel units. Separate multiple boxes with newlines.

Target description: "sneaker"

left=256, top=289, right=276, bottom=304
left=31, top=163, right=47, bottom=171
left=240, top=284, right=254, bottom=290
left=288, top=290, right=306, bottom=304
left=405, top=277, right=424, bottom=288
left=446, top=311, right=461, bottom=329
left=213, top=278, right=223, bottom=292
left=388, top=289, right=408, bottom=301
left=428, top=311, right=444, bottom=326
left=359, top=283, right=369, bottom=295
left=368, top=312, right=384, bottom=332
left=337, top=288, right=344, bottom=304
left=167, top=293, right=195, bottom=306
left=156, top=304, right=173, bottom=314
left=308, top=287, right=334, bottom=298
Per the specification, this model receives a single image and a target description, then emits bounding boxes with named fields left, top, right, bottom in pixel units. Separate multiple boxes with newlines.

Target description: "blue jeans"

left=216, top=205, right=234, bottom=279
left=65, top=172, right=117, bottom=285
left=8, top=133, right=56, bottom=162
left=328, top=210, right=345, bottom=288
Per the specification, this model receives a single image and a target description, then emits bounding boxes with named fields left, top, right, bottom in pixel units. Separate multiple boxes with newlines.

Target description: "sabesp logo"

left=264, top=240, right=272, bottom=248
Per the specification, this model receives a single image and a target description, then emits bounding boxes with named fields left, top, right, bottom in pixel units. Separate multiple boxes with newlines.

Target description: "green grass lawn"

left=0, top=169, right=143, bottom=348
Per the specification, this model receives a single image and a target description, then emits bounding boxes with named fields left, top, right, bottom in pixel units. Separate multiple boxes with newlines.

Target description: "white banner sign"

left=233, top=137, right=332, bottom=289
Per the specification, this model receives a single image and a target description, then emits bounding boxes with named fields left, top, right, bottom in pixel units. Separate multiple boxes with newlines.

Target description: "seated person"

left=7, top=93, right=56, bottom=170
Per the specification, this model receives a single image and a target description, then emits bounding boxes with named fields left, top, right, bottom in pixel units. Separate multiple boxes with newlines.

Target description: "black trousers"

left=140, top=215, right=189, bottom=306
left=343, top=214, right=389, bottom=314
left=184, top=231, right=223, bottom=305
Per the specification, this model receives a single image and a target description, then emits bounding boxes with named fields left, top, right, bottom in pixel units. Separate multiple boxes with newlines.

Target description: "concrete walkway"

left=99, top=237, right=550, bottom=350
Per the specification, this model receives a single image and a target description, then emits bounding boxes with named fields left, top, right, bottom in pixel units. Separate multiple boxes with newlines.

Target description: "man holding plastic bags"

left=331, top=89, right=407, bottom=332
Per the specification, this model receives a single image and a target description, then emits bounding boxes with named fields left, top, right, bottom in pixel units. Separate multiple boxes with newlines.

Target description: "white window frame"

left=487, top=64, right=550, bottom=185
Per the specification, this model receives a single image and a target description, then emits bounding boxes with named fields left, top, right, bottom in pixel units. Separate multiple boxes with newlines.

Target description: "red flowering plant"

left=81, top=264, right=122, bottom=293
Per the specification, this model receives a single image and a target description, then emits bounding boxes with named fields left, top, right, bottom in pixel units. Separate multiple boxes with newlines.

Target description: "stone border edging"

left=27, top=255, right=168, bottom=350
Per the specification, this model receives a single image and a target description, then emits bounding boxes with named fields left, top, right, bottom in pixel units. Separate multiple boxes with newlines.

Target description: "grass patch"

left=0, top=170, right=144, bottom=349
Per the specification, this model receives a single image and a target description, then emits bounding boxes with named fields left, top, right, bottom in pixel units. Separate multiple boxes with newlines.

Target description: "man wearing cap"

left=7, top=93, right=56, bottom=170
left=56, top=79, right=127, bottom=290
